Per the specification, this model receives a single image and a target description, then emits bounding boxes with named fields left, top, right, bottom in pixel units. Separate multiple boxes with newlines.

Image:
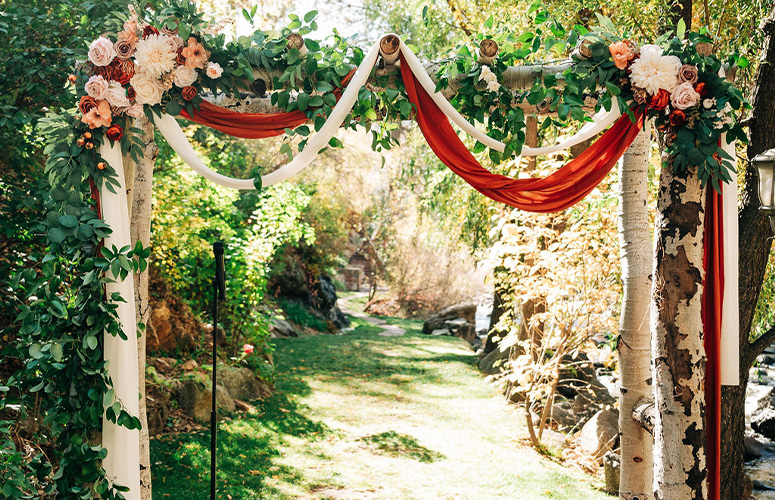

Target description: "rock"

left=147, top=268, right=200, bottom=353
left=233, top=399, right=256, bottom=413
left=445, top=319, right=476, bottom=343
left=578, top=409, right=619, bottom=460
left=752, top=408, right=775, bottom=440
left=145, top=389, right=171, bottom=436
left=312, top=275, right=350, bottom=329
left=479, top=347, right=510, bottom=375
left=219, top=366, right=273, bottom=401
left=176, top=379, right=235, bottom=423
left=547, top=401, right=578, bottom=430
left=557, top=353, right=615, bottom=406
left=603, top=452, right=621, bottom=494
left=270, top=318, right=299, bottom=338
left=422, top=302, right=476, bottom=335
left=431, top=328, right=450, bottom=336
left=745, top=435, right=767, bottom=461
left=152, top=357, right=175, bottom=373
left=180, top=359, right=198, bottom=371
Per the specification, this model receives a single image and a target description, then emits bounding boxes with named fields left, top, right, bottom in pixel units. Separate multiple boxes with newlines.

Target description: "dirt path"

left=339, top=292, right=405, bottom=336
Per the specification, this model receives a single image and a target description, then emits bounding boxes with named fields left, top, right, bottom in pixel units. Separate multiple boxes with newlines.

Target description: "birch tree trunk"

left=651, top=159, right=707, bottom=500
left=126, top=118, right=157, bottom=500
left=617, top=123, right=654, bottom=500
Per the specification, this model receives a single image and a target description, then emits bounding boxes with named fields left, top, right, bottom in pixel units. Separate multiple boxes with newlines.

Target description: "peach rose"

left=81, top=100, right=112, bottom=129
left=126, top=102, right=144, bottom=119
left=84, top=75, right=109, bottom=100
left=670, top=82, right=701, bottom=110
left=88, top=37, right=116, bottom=67
left=181, top=37, right=209, bottom=69
left=609, top=41, right=635, bottom=70
left=174, top=66, right=198, bottom=88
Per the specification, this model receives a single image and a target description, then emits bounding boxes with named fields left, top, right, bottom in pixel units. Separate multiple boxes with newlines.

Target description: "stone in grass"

left=603, top=451, right=620, bottom=494
left=360, top=430, right=445, bottom=463
left=176, top=379, right=235, bottom=423
left=578, top=409, right=619, bottom=461
left=219, top=365, right=273, bottom=402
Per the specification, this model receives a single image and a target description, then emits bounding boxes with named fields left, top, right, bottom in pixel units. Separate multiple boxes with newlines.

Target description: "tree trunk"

left=617, top=123, right=654, bottom=500
left=721, top=8, right=775, bottom=499
left=651, top=159, right=707, bottom=500
left=127, top=118, right=157, bottom=500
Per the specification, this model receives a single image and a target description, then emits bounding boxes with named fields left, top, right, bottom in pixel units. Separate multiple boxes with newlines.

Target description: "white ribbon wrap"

left=98, top=141, right=141, bottom=499
left=721, top=135, right=739, bottom=386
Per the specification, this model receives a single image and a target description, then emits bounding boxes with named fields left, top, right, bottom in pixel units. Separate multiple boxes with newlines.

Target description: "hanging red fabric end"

left=702, top=185, right=724, bottom=500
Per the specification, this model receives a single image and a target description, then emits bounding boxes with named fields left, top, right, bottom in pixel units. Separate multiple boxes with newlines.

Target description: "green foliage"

left=153, top=131, right=315, bottom=352
left=278, top=298, right=331, bottom=332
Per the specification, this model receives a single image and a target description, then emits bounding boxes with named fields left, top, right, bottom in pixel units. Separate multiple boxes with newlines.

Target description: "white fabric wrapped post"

left=720, top=135, right=739, bottom=386
left=98, top=141, right=141, bottom=499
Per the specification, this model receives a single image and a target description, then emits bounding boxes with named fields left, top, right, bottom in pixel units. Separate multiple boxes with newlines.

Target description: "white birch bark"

left=651, top=158, right=707, bottom=500
left=126, top=118, right=157, bottom=500
left=616, top=122, right=654, bottom=500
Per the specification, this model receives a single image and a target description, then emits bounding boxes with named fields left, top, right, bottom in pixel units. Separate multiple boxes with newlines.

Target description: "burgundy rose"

left=105, top=124, right=123, bottom=142
left=181, top=85, right=197, bottom=101
left=647, top=89, right=670, bottom=111
left=143, top=25, right=159, bottom=38
left=126, top=86, right=136, bottom=100
left=669, top=109, right=686, bottom=127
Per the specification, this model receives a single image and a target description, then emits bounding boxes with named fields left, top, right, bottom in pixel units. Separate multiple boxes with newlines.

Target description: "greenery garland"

left=2, top=0, right=747, bottom=496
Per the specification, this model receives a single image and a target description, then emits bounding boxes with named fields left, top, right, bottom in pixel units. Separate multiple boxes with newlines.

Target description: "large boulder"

left=270, top=318, right=299, bottom=338
left=422, top=302, right=477, bottom=344
left=578, top=409, right=619, bottom=461
left=557, top=353, right=615, bottom=406
left=751, top=387, right=775, bottom=440
left=479, top=346, right=510, bottom=375
left=312, top=275, right=350, bottom=329
left=219, top=366, right=273, bottom=402
left=176, top=379, right=235, bottom=423
left=423, top=302, right=476, bottom=334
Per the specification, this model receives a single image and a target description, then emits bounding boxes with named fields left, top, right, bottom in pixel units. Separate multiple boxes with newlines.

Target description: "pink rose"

left=126, top=102, right=145, bottom=119
left=84, top=75, right=109, bottom=100
left=242, top=344, right=254, bottom=355
left=88, top=37, right=116, bottom=67
left=115, top=36, right=136, bottom=60
left=609, top=41, right=635, bottom=70
left=670, top=82, right=701, bottom=110
left=677, top=64, right=699, bottom=84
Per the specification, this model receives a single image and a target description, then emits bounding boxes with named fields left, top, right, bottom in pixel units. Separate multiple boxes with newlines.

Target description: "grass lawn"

left=151, top=314, right=613, bottom=499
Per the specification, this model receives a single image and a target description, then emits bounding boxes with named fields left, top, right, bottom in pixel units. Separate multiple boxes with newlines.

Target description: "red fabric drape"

left=179, top=100, right=308, bottom=139
left=399, top=53, right=645, bottom=212
left=180, top=70, right=357, bottom=139
left=703, top=186, right=724, bottom=500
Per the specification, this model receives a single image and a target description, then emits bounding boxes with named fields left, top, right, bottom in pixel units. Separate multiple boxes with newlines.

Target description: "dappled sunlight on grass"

left=152, top=314, right=613, bottom=499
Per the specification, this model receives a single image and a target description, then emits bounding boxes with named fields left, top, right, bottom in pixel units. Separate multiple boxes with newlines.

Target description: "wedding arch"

left=19, top=1, right=747, bottom=498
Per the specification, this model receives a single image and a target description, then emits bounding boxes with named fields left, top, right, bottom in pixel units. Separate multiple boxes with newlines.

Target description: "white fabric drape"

left=98, top=141, right=141, bottom=499
left=721, top=135, right=739, bottom=386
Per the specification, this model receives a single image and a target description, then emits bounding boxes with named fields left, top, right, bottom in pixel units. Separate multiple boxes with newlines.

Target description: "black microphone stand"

left=211, top=242, right=226, bottom=500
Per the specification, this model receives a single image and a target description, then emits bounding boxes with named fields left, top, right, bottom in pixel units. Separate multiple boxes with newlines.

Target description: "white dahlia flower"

left=628, top=44, right=682, bottom=95
left=134, top=34, right=177, bottom=78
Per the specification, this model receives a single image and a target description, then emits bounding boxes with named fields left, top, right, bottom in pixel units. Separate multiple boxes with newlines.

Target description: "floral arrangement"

left=75, top=4, right=223, bottom=144
left=437, top=15, right=745, bottom=189
left=568, top=20, right=746, bottom=189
